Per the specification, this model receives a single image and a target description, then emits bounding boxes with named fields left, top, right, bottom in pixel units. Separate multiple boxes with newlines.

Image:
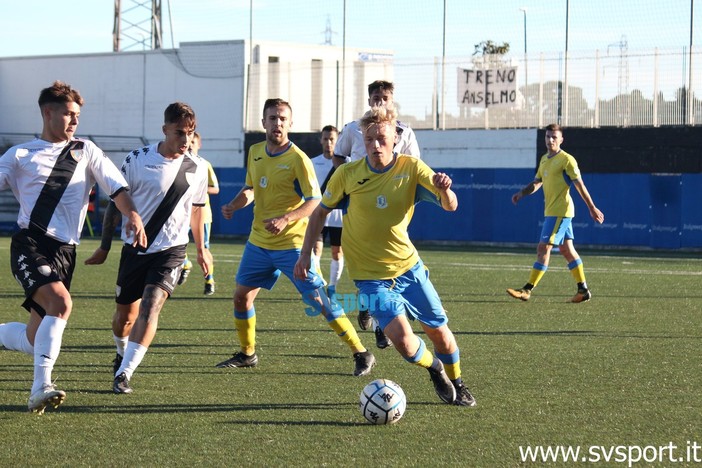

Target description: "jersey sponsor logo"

left=115, top=285, right=121, bottom=298
left=393, top=174, right=410, bottom=180
left=37, top=265, right=52, bottom=276
left=16, top=148, right=30, bottom=158
left=376, top=195, right=388, bottom=209
left=357, top=178, right=370, bottom=185
left=145, top=164, right=162, bottom=169
left=70, top=149, right=83, bottom=162
left=324, top=189, right=332, bottom=198
left=276, top=164, right=290, bottom=170
left=259, top=176, right=268, bottom=188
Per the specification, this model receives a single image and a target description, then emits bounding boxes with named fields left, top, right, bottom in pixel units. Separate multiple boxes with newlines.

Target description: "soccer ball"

left=359, top=379, right=407, bottom=425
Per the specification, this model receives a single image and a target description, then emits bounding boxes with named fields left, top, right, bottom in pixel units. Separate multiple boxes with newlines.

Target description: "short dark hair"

left=164, top=102, right=196, bottom=129
left=263, top=98, right=292, bottom=118
left=38, top=81, right=84, bottom=109
left=545, top=123, right=564, bottom=133
left=367, top=80, right=394, bottom=97
left=321, top=124, right=338, bottom=134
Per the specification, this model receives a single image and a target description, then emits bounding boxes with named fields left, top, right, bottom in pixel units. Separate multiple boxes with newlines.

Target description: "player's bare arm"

left=263, top=198, right=321, bottom=235
left=84, top=201, right=121, bottom=265
left=222, top=186, right=254, bottom=220
left=294, top=204, right=331, bottom=280
left=112, top=191, right=146, bottom=248
left=433, top=172, right=458, bottom=211
left=512, top=180, right=543, bottom=205
left=190, top=205, right=213, bottom=276
left=573, top=179, right=605, bottom=224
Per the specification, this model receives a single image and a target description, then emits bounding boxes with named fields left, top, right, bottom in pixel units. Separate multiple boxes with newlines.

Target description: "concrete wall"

left=0, top=46, right=245, bottom=168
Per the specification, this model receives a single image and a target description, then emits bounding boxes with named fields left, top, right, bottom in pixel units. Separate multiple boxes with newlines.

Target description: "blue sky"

left=0, top=0, right=698, bottom=59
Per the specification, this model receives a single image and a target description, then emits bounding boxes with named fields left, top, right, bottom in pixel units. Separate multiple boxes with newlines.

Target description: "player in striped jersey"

left=214, top=99, right=375, bottom=377
left=310, top=125, right=344, bottom=305
left=295, top=106, right=476, bottom=407
left=0, top=81, right=146, bottom=413
left=85, top=102, right=211, bottom=394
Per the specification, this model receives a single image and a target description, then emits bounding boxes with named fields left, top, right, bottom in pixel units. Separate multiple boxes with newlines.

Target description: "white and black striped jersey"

left=334, top=119, right=421, bottom=162
left=0, top=138, right=128, bottom=245
left=119, top=144, right=208, bottom=255
left=311, top=154, right=343, bottom=228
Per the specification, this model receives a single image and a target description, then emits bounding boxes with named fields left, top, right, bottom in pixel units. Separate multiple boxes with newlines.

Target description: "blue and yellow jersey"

left=246, top=141, right=321, bottom=250
left=535, top=150, right=581, bottom=218
left=322, top=154, right=442, bottom=280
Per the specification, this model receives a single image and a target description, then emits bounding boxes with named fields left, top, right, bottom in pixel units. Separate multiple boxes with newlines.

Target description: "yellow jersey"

left=535, top=150, right=581, bottom=218
left=245, top=141, right=321, bottom=250
left=322, top=154, right=442, bottom=280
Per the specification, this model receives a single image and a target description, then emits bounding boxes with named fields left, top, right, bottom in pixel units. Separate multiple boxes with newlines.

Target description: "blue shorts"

left=540, top=216, right=574, bottom=245
left=354, top=259, right=447, bottom=330
left=236, top=241, right=324, bottom=293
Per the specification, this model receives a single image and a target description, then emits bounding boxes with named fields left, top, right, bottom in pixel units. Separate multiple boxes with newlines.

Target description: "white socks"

left=113, top=334, right=128, bottom=357
left=329, top=257, right=344, bottom=287
left=0, top=322, right=34, bottom=355
left=311, top=254, right=322, bottom=277
left=117, top=341, right=148, bottom=379
left=32, top=316, right=67, bottom=394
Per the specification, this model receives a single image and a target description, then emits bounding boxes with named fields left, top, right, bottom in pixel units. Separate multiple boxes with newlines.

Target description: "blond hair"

left=359, top=106, right=397, bottom=134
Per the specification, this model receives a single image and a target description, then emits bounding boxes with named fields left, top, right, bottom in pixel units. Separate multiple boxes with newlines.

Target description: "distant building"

left=0, top=40, right=394, bottom=168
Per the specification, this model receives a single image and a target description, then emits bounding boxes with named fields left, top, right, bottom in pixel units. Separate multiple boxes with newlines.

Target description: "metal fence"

left=316, top=46, right=700, bottom=130
left=243, top=46, right=700, bottom=131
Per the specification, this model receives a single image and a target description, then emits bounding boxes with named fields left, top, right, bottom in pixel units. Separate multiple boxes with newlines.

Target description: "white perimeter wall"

left=0, top=47, right=245, bottom=168
left=416, top=128, right=537, bottom=169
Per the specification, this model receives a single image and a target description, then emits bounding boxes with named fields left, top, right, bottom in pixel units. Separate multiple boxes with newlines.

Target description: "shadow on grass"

left=451, top=330, right=702, bottom=338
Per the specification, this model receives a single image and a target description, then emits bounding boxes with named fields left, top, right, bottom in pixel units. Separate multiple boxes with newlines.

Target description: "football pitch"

left=1, top=239, right=701, bottom=466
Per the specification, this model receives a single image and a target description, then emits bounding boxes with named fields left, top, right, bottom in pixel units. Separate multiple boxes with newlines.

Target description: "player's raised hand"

left=433, top=172, right=452, bottom=191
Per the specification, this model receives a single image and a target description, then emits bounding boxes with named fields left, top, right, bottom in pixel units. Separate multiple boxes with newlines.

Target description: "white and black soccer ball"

left=359, top=379, right=407, bottom=425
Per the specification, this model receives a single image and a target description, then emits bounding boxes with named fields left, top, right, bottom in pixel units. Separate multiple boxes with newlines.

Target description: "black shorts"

left=116, top=244, right=187, bottom=305
left=10, top=229, right=76, bottom=316
left=317, top=226, right=342, bottom=247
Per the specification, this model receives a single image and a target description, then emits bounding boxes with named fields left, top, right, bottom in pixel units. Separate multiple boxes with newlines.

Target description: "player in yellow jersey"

left=214, top=99, right=375, bottom=377
left=507, top=123, right=605, bottom=303
left=294, top=106, right=476, bottom=407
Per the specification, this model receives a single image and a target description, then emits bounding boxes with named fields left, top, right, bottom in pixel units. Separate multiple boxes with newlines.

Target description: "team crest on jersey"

left=376, top=195, right=388, bottom=209
left=259, top=176, right=268, bottom=188
left=70, top=149, right=84, bottom=162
